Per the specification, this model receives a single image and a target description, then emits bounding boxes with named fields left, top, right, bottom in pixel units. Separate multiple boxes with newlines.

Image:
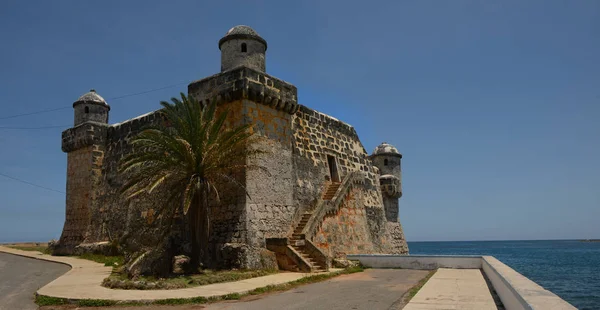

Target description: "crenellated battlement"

left=188, top=66, right=298, bottom=115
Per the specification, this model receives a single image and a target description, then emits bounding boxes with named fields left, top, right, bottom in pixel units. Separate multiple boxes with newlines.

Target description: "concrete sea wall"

left=348, top=254, right=576, bottom=310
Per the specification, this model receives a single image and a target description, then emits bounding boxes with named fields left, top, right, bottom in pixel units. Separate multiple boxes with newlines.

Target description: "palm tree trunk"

left=189, top=195, right=201, bottom=268
left=189, top=188, right=211, bottom=268
left=198, top=187, right=210, bottom=265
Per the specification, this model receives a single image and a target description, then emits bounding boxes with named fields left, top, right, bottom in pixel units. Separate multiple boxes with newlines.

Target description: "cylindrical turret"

left=371, top=142, right=402, bottom=222
left=219, top=25, right=267, bottom=72
left=72, top=89, right=110, bottom=126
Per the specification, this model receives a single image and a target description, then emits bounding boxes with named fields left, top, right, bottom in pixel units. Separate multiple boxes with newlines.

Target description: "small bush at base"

left=103, top=269, right=277, bottom=290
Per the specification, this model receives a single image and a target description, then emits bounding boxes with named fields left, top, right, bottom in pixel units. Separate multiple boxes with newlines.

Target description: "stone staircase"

left=291, top=212, right=312, bottom=242
left=289, top=213, right=327, bottom=272
left=290, top=243, right=327, bottom=272
left=285, top=182, right=342, bottom=273
left=322, top=182, right=341, bottom=200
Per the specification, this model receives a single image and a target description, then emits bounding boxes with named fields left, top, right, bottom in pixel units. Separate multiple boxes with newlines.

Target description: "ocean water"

left=408, top=240, right=600, bottom=310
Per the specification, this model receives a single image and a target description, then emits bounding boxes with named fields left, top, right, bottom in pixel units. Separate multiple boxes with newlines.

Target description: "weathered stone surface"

left=73, top=241, right=119, bottom=256
left=220, top=30, right=267, bottom=72
left=332, top=258, right=360, bottom=269
left=188, top=67, right=298, bottom=115
left=72, top=90, right=110, bottom=126
left=218, top=243, right=278, bottom=270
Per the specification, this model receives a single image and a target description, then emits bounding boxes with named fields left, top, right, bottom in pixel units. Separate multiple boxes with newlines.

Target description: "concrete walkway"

left=0, top=246, right=341, bottom=302
left=404, top=268, right=497, bottom=310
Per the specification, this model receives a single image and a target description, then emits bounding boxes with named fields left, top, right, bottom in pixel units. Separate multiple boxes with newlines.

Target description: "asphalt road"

left=203, top=269, right=430, bottom=310
left=0, top=252, right=70, bottom=310
left=89, top=269, right=429, bottom=310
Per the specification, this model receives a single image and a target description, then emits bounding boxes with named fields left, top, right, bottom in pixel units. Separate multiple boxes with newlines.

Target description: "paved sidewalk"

left=0, top=246, right=340, bottom=302
left=404, top=268, right=497, bottom=310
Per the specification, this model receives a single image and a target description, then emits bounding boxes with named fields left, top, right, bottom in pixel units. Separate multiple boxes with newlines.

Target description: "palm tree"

left=119, top=93, right=254, bottom=266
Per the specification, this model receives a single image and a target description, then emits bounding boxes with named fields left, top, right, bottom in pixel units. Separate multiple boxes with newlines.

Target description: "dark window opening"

left=241, top=43, right=247, bottom=52
left=384, top=159, right=388, bottom=166
left=327, top=155, right=340, bottom=183
left=84, top=106, right=89, bottom=114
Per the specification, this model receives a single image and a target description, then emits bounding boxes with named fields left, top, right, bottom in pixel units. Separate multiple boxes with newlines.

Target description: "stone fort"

left=55, top=25, right=408, bottom=272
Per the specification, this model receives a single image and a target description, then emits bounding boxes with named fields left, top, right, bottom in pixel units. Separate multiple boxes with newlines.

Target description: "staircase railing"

left=304, top=239, right=330, bottom=270
left=301, top=171, right=364, bottom=240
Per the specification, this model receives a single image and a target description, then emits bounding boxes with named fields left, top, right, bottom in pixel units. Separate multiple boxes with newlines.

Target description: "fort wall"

left=56, top=25, right=408, bottom=270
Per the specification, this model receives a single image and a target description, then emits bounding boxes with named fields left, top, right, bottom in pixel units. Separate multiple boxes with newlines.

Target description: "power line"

left=0, top=107, right=71, bottom=120
left=0, top=81, right=188, bottom=121
left=108, top=82, right=188, bottom=100
left=0, top=172, right=64, bottom=194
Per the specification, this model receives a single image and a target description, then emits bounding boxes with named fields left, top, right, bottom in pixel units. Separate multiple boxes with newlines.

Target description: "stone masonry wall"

left=191, top=98, right=296, bottom=257
left=291, top=105, right=382, bottom=215
left=241, top=100, right=294, bottom=246
left=220, top=38, right=266, bottom=72
left=97, top=112, right=222, bottom=255
left=96, top=111, right=166, bottom=249
left=58, top=146, right=94, bottom=248
left=313, top=185, right=408, bottom=256
left=57, top=122, right=108, bottom=254
left=291, top=105, right=408, bottom=256
left=188, top=67, right=299, bottom=252
left=313, top=188, right=375, bottom=257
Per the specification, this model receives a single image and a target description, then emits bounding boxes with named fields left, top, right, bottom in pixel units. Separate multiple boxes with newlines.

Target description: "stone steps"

left=292, top=213, right=312, bottom=236
left=322, top=182, right=341, bottom=200
left=285, top=183, right=341, bottom=273
left=291, top=244, right=325, bottom=271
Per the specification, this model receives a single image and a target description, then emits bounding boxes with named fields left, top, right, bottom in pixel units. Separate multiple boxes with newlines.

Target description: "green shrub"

left=77, top=299, right=117, bottom=307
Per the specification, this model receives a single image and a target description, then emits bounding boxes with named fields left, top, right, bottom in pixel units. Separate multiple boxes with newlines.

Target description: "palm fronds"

left=119, top=93, right=254, bottom=263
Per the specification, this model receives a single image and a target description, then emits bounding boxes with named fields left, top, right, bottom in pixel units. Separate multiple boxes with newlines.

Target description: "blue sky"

left=0, top=1, right=598, bottom=242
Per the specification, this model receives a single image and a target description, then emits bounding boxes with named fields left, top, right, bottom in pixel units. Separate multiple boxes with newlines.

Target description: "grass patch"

left=153, top=298, right=191, bottom=305
left=223, top=293, right=241, bottom=300
left=36, top=296, right=119, bottom=307
left=35, top=295, right=69, bottom=306
left=36, top=266, right=365, bottom=306
left=77, top=253, right=124, bottom=267
left=102, top=268, right=278, bottom=290
left=404, top=269, right=437, bottom=303
left=6, top=245, right=50, bottom=254
left=5, top=244, right=123, bottom=268
left=76, top=299, right=117, bottom=307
